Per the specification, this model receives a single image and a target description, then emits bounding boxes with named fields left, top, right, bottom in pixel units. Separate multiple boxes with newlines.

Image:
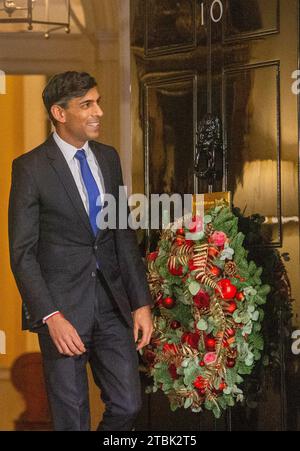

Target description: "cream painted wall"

left=0, top=76, right=27, bottom=370
left=0, top=75, right=48, bottom=430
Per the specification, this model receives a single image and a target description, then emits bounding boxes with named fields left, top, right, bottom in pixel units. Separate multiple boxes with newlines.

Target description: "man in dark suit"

left=8, top=71, right=153, bottom=431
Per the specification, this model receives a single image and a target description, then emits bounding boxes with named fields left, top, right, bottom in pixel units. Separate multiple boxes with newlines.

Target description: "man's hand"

left=46, top=314, right=86, bottom=357
left=132, top=305, right=153, bottom=351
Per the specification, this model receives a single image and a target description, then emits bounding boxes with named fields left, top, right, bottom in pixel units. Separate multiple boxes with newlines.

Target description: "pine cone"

left=224, top=261, right=238, bottom=277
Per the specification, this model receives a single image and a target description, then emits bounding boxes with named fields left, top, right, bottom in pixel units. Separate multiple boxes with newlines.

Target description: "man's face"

left=57, top=87, right=104, bottom=145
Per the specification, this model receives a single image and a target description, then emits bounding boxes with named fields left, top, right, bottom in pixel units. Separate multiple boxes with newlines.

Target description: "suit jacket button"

left=91, top=272, right=96, bottom=278
left=94, top=245, right=98, bottom=251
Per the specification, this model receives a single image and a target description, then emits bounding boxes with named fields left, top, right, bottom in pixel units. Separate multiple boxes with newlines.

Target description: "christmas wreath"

left=142, top=205, right=271, bottom=418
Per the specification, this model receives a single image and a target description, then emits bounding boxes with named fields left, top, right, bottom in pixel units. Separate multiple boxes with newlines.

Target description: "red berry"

left=170, top=320, right=181, bottom=330
left=226, top=301, right=237, bottom=314
left=219, top=381, right=226, bottom=391
left=176, top=228, right=185, bottom=236
left=208, top=246, right=219, bottom=258
left=236, top=292, right=245, bottom=302
left=226, top=358, right=236, bottom=368
left=199, top=361, right=205, bottom=367
left=176, top=237, right=185, bottom=246
left=210, top=266, right=221, bottom=277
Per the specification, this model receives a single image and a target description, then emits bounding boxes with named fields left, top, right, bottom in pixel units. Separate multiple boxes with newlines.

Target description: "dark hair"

left=42, top=71, right=97, bottom=124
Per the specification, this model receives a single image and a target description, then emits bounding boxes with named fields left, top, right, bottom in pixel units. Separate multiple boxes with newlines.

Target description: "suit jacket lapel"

left=45, top=135, right=95, bottom=239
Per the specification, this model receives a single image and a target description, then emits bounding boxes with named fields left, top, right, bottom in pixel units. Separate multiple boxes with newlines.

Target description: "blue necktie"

left=75, top=149, right=102, bottom=236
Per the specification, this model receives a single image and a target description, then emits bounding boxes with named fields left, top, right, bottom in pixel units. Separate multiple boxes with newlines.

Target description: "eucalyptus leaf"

left=192, top=407, right=202, bottom=413
left=245, top=357, right=254, bottom=367
left=212, top=407, right=221, bottom=419
left=184, top=397, right=193, bottom=409
left=247, top=305, right=255, bottom=313
left=224, top=387, right=232, bottom=395
left=197, top=319, right=208, bottom=331
left=185, top=231, right=205, bottom=241
left=188, top=281, right=201, bottom=296
left=251, top=311, right=260, bottom=321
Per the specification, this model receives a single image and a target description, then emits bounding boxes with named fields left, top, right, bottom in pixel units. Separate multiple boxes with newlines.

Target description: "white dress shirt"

left=43, top=131, right=105, bottom=323
left=53, top=131, right=105, bottom=212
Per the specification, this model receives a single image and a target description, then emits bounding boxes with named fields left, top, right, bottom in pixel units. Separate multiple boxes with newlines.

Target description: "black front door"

left=131, top=0, right=300, bottom=431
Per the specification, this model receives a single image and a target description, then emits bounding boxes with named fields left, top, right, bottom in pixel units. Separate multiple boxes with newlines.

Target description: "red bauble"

left=210, top=265, right=222, bottom=277
left=222, top=284, right=237, bottom=299
left=170, top=320, right=181, bottom=330
left=226, top=301, right=237, bottom=314
left=217, top=279, right=237, bottom=299
left=162, top=297, right=176, bottom=309
left=205, top=337, right=216, bottom=351
left=218, top=278, right=232, bottom=288
left=236, top=291, right=245, bottom=302
left=226, top=358, right=236, bottom=368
